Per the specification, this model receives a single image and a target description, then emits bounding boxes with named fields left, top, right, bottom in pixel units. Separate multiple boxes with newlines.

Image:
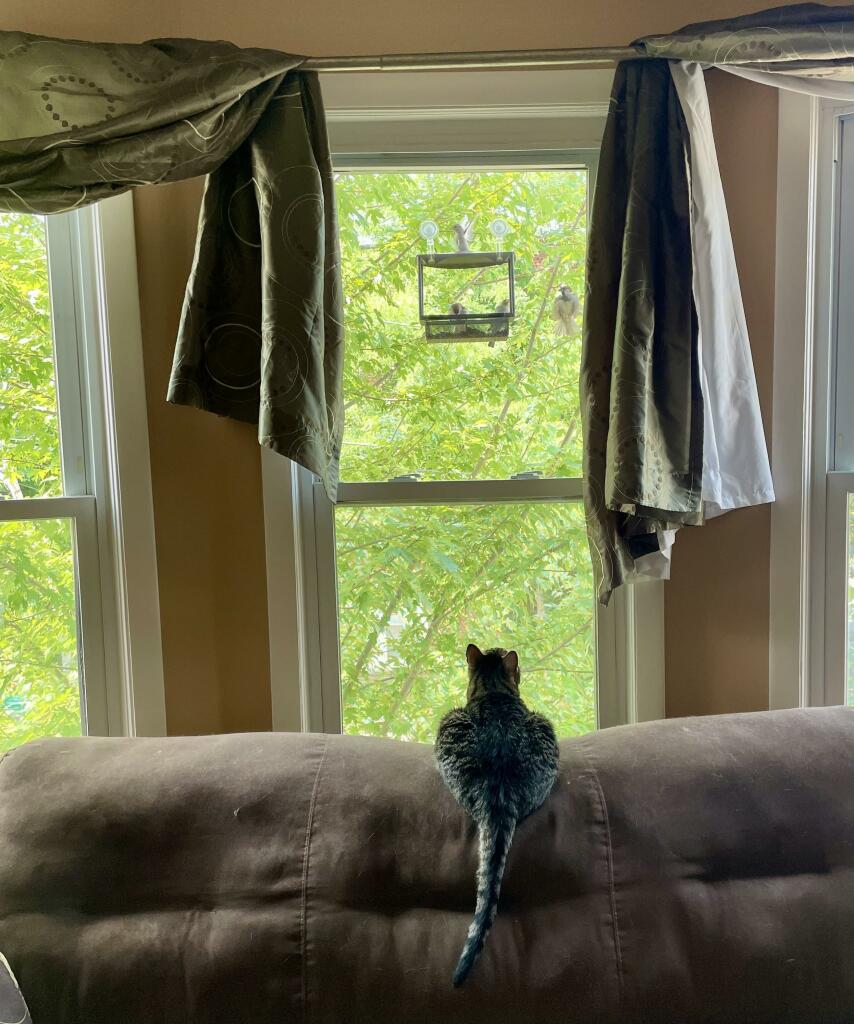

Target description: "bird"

left=449, top=301, right=468, bottom=336
left=452, top=222, right=472, bottom=253
left=552, top=285, right=580, bottom=336
left=489, top=298, right=511, bottom=346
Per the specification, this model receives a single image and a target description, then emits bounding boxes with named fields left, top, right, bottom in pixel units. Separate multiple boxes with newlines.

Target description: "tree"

left=0, top=167, right=596, bottom=751
left=0, top=212, right=81, bottom=752
left=334, top=168, right=595, bottom=742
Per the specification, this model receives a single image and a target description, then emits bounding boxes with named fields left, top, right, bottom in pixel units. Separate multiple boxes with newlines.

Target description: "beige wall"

left=5, top=0, right=846, bottom=731
left=665, top=70, right=779, bottom=718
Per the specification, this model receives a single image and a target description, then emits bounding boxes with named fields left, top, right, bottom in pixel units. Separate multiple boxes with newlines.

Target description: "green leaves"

left=337, top=502, right=595, bottom=743
left=0, top=213, right=63, bottom=502
left=334, top=169, right=595, bottom=743
left=0, top=213, right=81, bottom=751
left=337, top=169, right=587, bottom=484
left=428, top=547, right=460, bottom=574
left=0, top=518, right=82, bottom=752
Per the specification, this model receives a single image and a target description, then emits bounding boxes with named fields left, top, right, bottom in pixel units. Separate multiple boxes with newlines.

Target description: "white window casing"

left=1, top=193, right=166, bottom=737
left=771, top=92, right=854, bottom=708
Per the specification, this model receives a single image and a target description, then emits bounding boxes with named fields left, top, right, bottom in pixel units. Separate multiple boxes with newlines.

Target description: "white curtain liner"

left=718, top=63, right=854, bottom=100
left=671, top=61, right=775, bottom=515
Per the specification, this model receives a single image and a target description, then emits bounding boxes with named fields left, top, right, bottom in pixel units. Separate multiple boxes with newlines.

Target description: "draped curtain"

left=640, top=3, right=854, bottom=79
left=583, top=2, right=854, bottom=603
left=0, top=32, right=343, bottom=499
left=581, top=60, right=703, bottom=599
left=4, top=9, right=854, bottom=595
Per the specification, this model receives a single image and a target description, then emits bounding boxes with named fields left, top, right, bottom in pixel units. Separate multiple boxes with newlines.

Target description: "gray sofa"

left=2, top=707, right=854, bottom=1022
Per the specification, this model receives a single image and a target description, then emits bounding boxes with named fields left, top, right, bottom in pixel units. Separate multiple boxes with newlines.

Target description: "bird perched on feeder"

left=452, top=222, right=472, bottom=253
left=489, top=298, right=511, bottom=346
left=450, top=301, right=468, bottom=337
left=552, top=285, right=580, bottom=336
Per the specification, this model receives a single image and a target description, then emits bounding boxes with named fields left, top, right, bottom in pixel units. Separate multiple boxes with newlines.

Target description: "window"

left=262, top=75, right=664, bottom=738
left=772, top=94, right=854, bottom=709
left=329, top=157, right=595, bottom=742
left=0, top=197, right=164, bottom=750
left=827, top=111, right=854, bottom=702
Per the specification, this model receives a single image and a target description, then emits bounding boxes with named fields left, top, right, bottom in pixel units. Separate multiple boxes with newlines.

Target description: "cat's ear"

left=466, top=644, right=483, bottom=668
left=502, top=650, right=519, bottom=677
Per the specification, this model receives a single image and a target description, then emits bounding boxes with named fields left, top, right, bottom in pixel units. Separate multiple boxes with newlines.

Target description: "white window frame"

left=771, top=91, right=854, bottom=709
left=0, top=193, right=166, bottom=737
left=262, top=84, right=665, bottom=735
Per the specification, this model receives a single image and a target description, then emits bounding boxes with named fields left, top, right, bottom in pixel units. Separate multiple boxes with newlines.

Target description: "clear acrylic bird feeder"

left=416, top=251, right=516, bottom=342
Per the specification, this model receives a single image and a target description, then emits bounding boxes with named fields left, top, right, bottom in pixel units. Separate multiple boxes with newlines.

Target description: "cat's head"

left=465, top=643, right=520, bottom=701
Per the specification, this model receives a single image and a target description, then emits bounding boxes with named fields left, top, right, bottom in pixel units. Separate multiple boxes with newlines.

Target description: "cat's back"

left=438, top=695, right=554, bottom=766
left=437, top=696, right=557, bottom=817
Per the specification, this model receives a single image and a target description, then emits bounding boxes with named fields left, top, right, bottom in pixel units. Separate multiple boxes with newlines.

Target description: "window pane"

left=0, top=212, right=63, bottom=499
left=848, top=493, right=854, bottom=706
left=336, top=168, right=587, bottom=483
left=0, top=518, right=82, bottom=751
left=336, top=501, right=595, bottom=741
left=835, top=119, right=854, bottom=471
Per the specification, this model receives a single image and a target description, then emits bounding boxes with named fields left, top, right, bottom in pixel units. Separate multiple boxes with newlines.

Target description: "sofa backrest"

left=1, top=707, right=853, bottom=1023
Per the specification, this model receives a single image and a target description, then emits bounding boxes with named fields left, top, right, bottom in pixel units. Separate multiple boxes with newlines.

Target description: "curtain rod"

left=302, top=46, right=644, bottom=73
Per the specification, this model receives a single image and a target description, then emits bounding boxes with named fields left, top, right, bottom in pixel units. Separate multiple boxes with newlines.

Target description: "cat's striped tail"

left=452, top=817, right=516, bottom=988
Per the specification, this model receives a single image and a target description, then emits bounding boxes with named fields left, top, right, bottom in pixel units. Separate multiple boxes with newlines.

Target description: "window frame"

left=771, top=91, right=854, bottom=709
left=0, top=193, right=166, bottom=738
left=262, top=133, right=664, bottom=736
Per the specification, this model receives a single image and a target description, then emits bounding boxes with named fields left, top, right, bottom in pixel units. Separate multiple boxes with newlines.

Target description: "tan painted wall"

left=5, top=0, right=845, bottom=731
left=665, top=70, right=779, bottom=718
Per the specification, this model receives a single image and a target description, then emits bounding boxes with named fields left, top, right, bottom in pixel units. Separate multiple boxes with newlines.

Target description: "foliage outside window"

left=334, top=167, right=596, bottom=742
left=0, top=213, right=82, bottom=752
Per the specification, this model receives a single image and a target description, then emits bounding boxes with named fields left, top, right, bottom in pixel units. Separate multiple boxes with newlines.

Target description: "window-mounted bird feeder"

left=416, top=251, right=516, bottom=343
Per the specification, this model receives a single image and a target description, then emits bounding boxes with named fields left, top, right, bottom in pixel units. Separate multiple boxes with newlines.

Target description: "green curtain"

left=581, top=59, right=701, bottom=603
left=0, top=32, right=343, bottom=499
left=583, top=2, right=854, bottom=603
left=639, top=2, right=854, bottom=77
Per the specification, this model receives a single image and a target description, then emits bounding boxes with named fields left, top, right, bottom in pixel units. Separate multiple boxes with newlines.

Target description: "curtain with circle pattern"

left=0, top=31, right=343, bottom=499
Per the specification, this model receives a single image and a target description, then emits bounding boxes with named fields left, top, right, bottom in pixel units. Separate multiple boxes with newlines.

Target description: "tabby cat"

left=434, top=644, right=560, bottom=987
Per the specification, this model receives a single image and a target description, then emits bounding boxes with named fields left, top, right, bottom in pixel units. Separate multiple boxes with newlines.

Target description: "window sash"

left=303, top=469, right=655, bottom=734
left=772, top=95, right=854, bottom=709
left=336, top=477, right=581, bottom=506
left=334, top=151, right=595, bottom=489
left=1, top=197, right=165, bottom=739
left=823, top=474, right=854, bottom=700
left=335, top=148, right=598, bottom=173
left=0, top=494, right=108, bottom=735
left=326, top=158, right=598, bottom=730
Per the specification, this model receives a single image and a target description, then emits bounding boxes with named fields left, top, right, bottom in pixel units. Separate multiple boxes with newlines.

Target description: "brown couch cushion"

left=1, top=707, right=854, bottom=1022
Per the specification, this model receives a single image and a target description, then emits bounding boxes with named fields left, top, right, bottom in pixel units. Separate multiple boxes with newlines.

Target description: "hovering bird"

left=452, top=222, right=472, bottom=253
left=489, top=298, right=511, bottom=346
left=449, top=301, right=468, bottom=336
left=552, top=285, right=580, bottom=336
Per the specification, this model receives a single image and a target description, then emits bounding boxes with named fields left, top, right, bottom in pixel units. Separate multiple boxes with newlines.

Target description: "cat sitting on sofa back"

left=434, top=644, right=559, bottom=987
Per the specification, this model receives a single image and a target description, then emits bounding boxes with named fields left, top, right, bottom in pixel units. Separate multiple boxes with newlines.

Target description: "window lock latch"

left=510, top=470, right=543, bottom=480
left=389, top=473, right=423, bottom=483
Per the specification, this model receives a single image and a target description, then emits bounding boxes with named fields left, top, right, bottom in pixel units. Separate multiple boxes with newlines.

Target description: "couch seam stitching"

left=581, top=745, right=625, bottom=1003
left=300, top=735, right=329, bottom=1024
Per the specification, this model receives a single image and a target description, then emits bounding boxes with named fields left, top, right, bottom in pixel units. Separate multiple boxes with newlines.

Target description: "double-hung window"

left=263, top=72, right=664, bottom=738
left=0, top=196, right=164, bottom=749
left=827, top=110, right=854, bottom=702
left=773, top=93, right=854, bottom=709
